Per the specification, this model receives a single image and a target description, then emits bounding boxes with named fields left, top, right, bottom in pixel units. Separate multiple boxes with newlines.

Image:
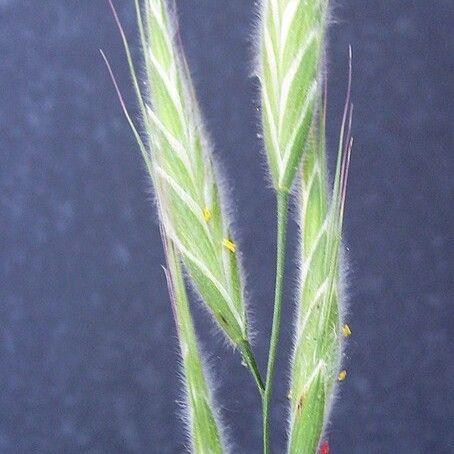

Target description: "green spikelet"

left=140, top=0, right=262, bottom=389
left=143, top=0, right=244, bottom=346
left=260, top=0, right=328, bottom=191
left=106, top=0, right=263, bottom=392
left=288, top=77, right=353, bottom=453
left=163, top=234, right=225, bottom=454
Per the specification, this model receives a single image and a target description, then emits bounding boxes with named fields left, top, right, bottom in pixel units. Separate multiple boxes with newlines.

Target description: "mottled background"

left=0, top=1, right=452, bottom=453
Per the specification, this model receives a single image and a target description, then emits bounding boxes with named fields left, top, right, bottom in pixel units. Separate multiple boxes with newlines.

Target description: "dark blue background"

left=1, top=1, right=453, bottom=452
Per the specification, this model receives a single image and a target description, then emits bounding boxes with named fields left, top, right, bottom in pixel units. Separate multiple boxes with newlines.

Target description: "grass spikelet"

left=287, top=58, right=353, bottom=453
left=106, top=0, right=264, bottom=393
left=259, top=0, right=329, bottom=191
left=163, top=233, right=226, bottom=454
left=143, top=0, right=246, bottom=355
left=258, top=2, right=330, bottom=451
left=107, top=0, right=356, bottom=450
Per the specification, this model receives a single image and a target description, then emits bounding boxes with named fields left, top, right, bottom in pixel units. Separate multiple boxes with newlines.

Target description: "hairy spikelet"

left=107, top=0, right=355, bottom=449
left=141, top=0, right=247, bottom=344
left=164, top=234, right=226, bottom=453
left=106, top=0, right=263, bottom=390
left=288, top=76, right=352, bottom=453
left=137, top=0, right=264, bottom=383
left=259, top=0, right=328, bottom=191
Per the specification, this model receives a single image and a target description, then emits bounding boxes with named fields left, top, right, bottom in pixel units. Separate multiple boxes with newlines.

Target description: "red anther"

left=320, top=440, right=330, bottom=454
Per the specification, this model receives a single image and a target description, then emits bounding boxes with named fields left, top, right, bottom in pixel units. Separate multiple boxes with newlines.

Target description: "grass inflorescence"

left=105, top=0, right=353, bottom=452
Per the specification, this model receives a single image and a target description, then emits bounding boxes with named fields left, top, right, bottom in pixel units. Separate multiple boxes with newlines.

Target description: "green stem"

left=263, top=190, right=290, bottom=454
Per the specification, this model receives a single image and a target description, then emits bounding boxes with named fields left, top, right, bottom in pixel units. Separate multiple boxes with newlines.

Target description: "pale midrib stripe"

left=304, top=160, right=321, bottom=201
left=299, top=215, right=329, bottom=289
left=301, top=160, right=323, bottom=223
left=154, top=165, right=214, bottom=243
left=264, top=1, right=321, bottom=184
left=148, top=1, right=165, bottom=29
left=147, top=49, right=187, bottom=130
left=147, top=2, right=177, bottom=69
left=146, top=106, right=193, bottom=173
left=221, top=245, right=235, bottom=306
left=279, top=81, right=317, bottom=180
left=290, top=359, right=325, bottom=425
left=278, top=29, right=317, bottom=135
left=317, top=248, right=340, bottom=334
left=262, top=89, right=280, bottom=163
left=301, top=359, right=325, bottom=396
left=279, top=0, right=300, bottom=63
left=167, top=227, right=244, bottom=330
left=269, top=0, right=280, bottom=29
left=295, top=278, right=329, bottom=348
left=264, top=28, right=280, bottom=98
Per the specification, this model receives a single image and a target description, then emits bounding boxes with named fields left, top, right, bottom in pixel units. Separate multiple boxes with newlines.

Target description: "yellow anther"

left=338, top=370, right=347, bottom=382
left=222, top=239, right=236, bottom=253
left=342, top=324, right=352, bottom=337
left=203, top=207, right=212, bottom=221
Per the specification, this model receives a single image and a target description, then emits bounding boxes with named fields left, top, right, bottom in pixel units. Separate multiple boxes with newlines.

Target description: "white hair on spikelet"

left=163, top=232, right=229, bottom=453
left=287, top=48, right=353, bottom=453
left=104, top=0, right=265, bottom=449
left=106, top=0, right=354, bottom=451
left=134, top=0, right=263, bottom=391
left=257, top=0, right=329, bottom=193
